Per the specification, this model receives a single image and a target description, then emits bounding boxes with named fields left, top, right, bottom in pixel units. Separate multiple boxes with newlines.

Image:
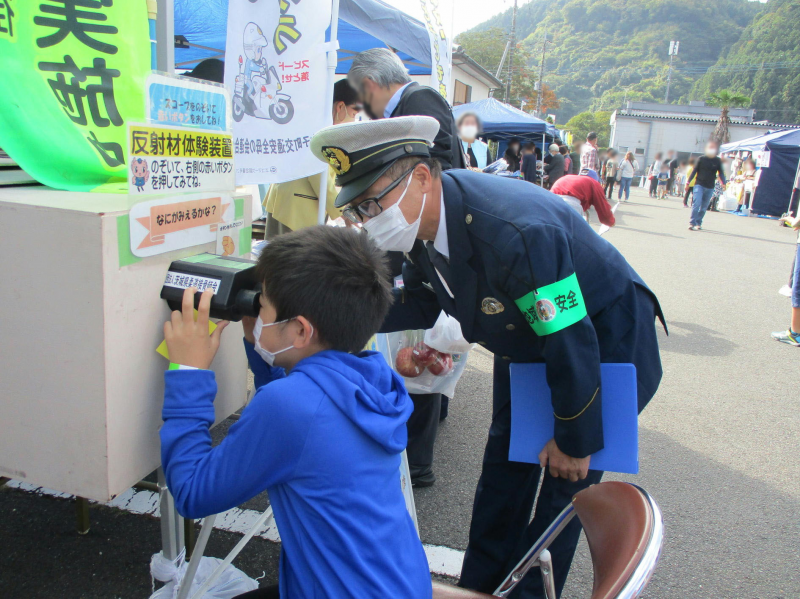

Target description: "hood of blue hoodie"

left=291, top=350, right=412, bottom=454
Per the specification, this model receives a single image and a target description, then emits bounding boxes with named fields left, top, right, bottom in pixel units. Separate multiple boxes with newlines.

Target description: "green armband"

left=515, top=273, right=587, bottom=336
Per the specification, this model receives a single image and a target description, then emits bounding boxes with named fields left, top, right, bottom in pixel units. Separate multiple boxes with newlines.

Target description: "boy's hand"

left=242, top=315, right=257, bottom=344
left=164, top=288, right=229, bottom=369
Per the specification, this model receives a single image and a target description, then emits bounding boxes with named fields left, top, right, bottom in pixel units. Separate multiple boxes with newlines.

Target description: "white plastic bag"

left=149, top=550, right=258, bottom=599
left=424, top=312, right=473, bottom=354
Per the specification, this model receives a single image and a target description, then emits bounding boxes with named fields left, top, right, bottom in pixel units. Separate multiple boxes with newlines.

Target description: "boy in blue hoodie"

left=160, top=226, right=432, bottom=598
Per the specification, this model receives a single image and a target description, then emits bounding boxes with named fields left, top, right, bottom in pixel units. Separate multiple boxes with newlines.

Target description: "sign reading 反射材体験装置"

left=224, top=0, right=332, bottom=184
left=146, top=72, right=231, bottom=132
left=129, top=193, right=234, bottom=258
left=127, top=123, right=235, bottom=195
left=0, top=1, right=150, bottom=191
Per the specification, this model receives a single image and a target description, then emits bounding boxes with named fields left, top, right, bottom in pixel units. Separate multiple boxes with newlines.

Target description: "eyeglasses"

left=342, top=165, right=417, bottom=224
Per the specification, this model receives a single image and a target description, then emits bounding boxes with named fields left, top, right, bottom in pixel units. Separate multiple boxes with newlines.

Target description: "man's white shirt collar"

left=383, top=82, right=413, bottom=119
left=433, top=190, right=449, bottom=259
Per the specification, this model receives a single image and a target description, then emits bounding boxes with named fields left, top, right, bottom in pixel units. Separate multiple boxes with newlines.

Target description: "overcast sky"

left=381, top=0, right=515, bottom=38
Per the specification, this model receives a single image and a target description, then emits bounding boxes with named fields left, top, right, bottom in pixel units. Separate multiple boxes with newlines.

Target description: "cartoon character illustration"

left=221, top=235, right=235, bottom=256
left=535, top=299, right=556, bottom=322
left=232, top=22, right=294, bottom=125
left=131, top=158, right=149, bottom=192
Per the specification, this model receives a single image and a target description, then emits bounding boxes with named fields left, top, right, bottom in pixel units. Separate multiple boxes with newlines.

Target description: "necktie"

left=426, top=241, right=454, bottom=298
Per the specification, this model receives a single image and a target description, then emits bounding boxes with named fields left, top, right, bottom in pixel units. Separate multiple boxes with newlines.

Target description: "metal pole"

left=504, top=0, right=518, bottom=104
left=535, top=32, right=548, bottom=117
left=158, top=467, right=184, bottom=561
left=317, top=0, right=340, bottom=225
left=176, top=515, right=218, bottom=599
left=664, top=52, right=674, bottom=104
left=155, top=0, right=174, bottom=73
left=495, top=41, right=511, bottom=80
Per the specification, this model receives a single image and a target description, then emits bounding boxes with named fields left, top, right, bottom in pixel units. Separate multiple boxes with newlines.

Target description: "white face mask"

left=362, top=173, right=426, bottom=253
left=253, top=315, right=313, bottom=366
left=705, top=148, right=717, bottom=158
left=460, top=125, right=478, bottom=141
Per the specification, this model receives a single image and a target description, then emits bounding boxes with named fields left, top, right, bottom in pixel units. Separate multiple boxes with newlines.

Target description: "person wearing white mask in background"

left=262, top=80, right=362, bottom=236
left=457, top=111, right=490, bottom=171
left=687, top=140, right=727, bottom=231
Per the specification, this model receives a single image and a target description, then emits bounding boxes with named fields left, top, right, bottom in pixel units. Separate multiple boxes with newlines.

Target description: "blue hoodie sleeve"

left=244, top=338, right=286, bottom=389
left=160, top=369, right=317, bottom=519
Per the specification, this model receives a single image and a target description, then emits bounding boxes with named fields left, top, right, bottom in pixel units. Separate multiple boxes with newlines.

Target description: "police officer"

left=310, top=116, right=665, bottom=598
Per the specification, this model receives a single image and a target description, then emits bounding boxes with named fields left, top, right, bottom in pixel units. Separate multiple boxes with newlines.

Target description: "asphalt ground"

left=2, top=184, right=800, bottom=597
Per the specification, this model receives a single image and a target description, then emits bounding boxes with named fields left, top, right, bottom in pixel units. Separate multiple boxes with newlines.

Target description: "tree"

left=706, top=90, right=751, bottom=144
left=455, top=27, right=537, bottom=106
left=529, top=84, right=560, bottom=115
left=564, top=111, right=612, bottom=147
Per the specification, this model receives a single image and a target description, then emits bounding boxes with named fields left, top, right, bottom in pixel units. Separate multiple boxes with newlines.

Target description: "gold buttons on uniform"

left=506, top=324, right=515, bottom=331
left=502, top=356, right=511, bottom=361
left=465, top=214, right=473, bottom=224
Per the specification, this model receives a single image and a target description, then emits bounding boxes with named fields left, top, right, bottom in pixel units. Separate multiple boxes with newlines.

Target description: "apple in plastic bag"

left=396, top=347, right=423, bottom=377
left=411, top=342, right=438, bottom=367
left=428, top=352, right=453, bottom=376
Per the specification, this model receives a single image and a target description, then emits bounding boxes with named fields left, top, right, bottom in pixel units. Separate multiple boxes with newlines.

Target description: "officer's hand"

left=538, top=438, right=590, bottom=482
left=164, top=288, right=229, bottom=369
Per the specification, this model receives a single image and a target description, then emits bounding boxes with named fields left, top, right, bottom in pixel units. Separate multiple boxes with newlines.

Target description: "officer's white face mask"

left=253, top=315, right=313, bottom=366
left=362, top=172, right=426, bottom=253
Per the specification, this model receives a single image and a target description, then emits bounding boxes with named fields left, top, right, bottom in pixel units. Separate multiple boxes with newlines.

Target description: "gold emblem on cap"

left=481, top=297, right=505, bottom=315
left=321, top=146, right=351, bottom=175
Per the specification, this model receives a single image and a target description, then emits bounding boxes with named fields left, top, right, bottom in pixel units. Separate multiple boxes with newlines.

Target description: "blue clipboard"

left=509, top=363, right=639, bottom=474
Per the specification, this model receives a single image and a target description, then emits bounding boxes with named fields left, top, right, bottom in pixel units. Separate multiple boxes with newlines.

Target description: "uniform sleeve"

left=160, top=370, right=315, bottom=519
left=401, top=89, right=457, bottom=170
left=380, top=256, right=441, bottom=333
left=500, top=225, right=604, bottom=458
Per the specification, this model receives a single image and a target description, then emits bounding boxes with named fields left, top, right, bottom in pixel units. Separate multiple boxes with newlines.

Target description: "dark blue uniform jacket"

left=381, top=170, right=665, bottom=458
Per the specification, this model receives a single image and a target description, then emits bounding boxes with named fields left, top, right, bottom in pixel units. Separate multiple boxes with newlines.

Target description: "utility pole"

left=535, top=30, right=550, bottom=117
left=504, top=0, right=518, bottom=103
left=665, top=40, right=679, bottom=104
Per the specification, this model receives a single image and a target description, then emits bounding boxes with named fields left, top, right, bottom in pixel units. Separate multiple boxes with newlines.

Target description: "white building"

left=609, top=101, right=793, bottom=175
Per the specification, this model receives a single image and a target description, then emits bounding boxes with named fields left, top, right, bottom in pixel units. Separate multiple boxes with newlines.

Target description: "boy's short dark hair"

left=333, top=79, right=359, bottom=107
left=256, top=227, right=393, bottom=354
left=558, top=145, right=568, bottom=155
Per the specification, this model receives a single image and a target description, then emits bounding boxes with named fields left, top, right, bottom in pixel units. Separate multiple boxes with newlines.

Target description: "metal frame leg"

left=75, top=497, right=90, bottom=535
left=184, top=518, right=196, bottom=560
left=538, top=549, right=557, bottom=599
left=158, top=467, right=184, bottom=560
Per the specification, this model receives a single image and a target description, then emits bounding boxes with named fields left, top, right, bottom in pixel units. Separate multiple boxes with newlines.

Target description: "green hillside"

left=458, top=0, right=762, bottom=122
left=692, top=0, right=800, bottom=124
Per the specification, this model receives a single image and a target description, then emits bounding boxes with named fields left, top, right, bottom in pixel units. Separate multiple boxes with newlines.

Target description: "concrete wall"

left=610, top=114, right=772, bottom=174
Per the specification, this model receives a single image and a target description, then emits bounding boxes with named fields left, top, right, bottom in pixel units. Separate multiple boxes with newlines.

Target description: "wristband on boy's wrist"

left=168, top=363, right=200, bottom=371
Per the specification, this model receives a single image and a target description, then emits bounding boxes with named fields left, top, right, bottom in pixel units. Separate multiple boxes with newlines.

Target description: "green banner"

left=515, top=273, right=588, bottom=336
left=0, top=1, right=150, bottom=191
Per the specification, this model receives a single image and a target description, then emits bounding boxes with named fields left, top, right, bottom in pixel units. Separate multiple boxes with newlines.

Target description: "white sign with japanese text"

left=126, top=123, right=235, bottom=195
left=129, top=193, right=234, bottom=258
left=420, top=0, right=452, bottom=102
left=224, top=0, right=332, bottom=184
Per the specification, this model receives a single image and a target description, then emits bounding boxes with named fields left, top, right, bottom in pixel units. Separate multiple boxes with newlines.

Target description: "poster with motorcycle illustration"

left=225, top=0, right=332, bottom=185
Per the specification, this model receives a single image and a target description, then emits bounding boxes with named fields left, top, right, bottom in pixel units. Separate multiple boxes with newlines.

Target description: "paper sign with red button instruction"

left=129, top=193, right=232, bottom=257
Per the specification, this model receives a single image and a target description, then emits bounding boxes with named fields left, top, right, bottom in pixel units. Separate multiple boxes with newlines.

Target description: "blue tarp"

left=720, top=129, right=799, bottom=154
left=751, top=130, right=800, bottom=217
left=173, top=0, right=432, bottom=75
left=452, top=98, right=557, bottom=140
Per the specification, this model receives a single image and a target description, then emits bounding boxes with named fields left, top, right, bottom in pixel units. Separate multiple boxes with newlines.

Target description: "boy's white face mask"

left=362, top=172, right=426, bottom=253
left=253, top=315, right=313, bottom=366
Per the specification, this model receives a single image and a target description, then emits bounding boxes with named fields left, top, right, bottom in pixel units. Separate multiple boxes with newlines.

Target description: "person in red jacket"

left=551, top=174, right=616, bottom=227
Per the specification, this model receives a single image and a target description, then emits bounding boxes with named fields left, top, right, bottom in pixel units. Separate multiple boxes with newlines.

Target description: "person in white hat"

left=311, top=116, right=665, bottom=599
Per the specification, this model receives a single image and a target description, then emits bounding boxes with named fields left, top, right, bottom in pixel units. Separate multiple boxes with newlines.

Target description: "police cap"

left=310, top=116, right=440, bottom=208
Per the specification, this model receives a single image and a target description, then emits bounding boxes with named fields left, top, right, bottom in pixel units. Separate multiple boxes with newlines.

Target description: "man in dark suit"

left=348, top=48, right=466, bottom=170
left=310, top=116, right=665, bottom=598
left=543, top=143, right=565, bottom=188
